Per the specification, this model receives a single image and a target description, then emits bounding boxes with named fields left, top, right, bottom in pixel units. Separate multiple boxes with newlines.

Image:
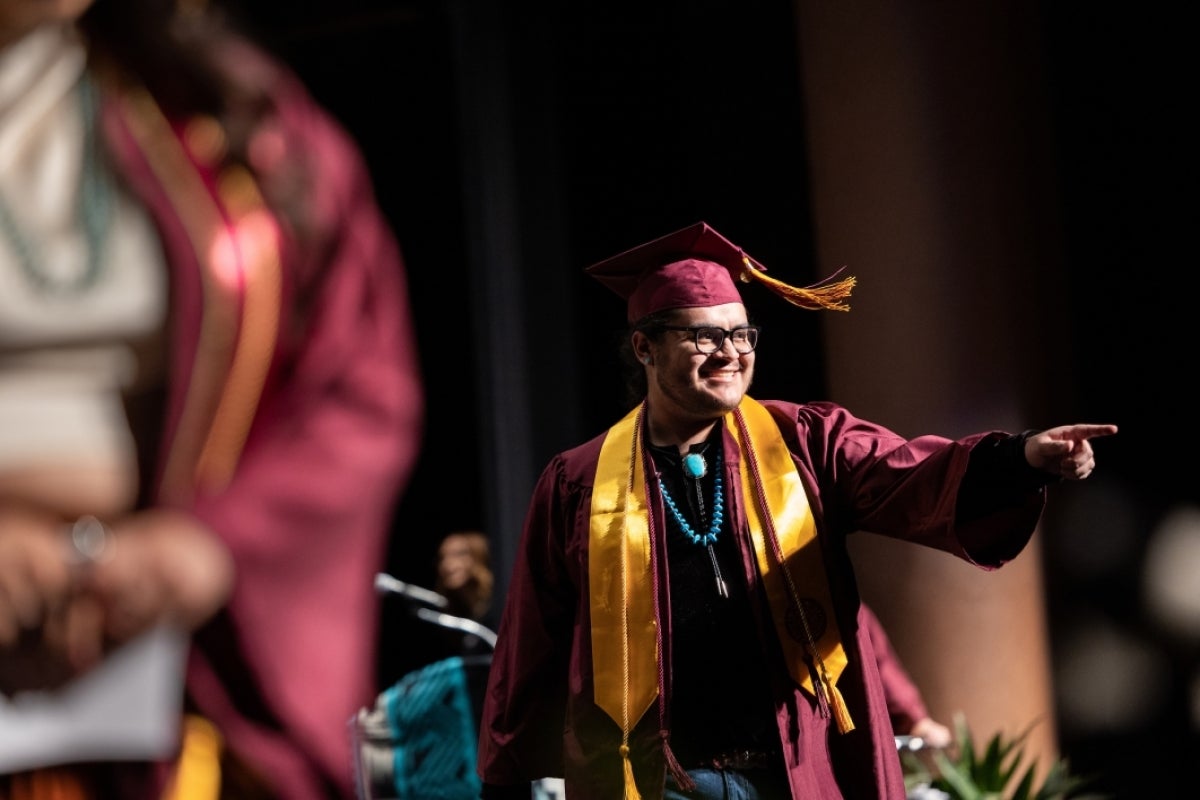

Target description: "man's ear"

left=631, top=330, right=653, bottom=365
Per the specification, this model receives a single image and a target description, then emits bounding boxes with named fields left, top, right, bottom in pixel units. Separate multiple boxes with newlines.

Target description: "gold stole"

left=96, top=80, right=282, bottom=800
left=589, top=397, right=853, bottom=798
left=108, top=86, right=282, bottom=501
left=730, top=397, right=854, bottom=732
left=589, top=404, right=657, bottom=799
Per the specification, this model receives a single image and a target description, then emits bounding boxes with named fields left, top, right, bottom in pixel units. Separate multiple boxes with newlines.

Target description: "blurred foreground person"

left=0, top=0, right=423, bottom=797
left=476, top=222, right=1116, bottom=799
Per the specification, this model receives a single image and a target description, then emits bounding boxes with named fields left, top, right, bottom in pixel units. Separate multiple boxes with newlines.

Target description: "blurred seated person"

left=435, top=530, right=494, bottom=624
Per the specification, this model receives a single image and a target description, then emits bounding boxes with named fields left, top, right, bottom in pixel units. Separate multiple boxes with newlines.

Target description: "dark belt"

left=701, top=748, right=779, bottom=771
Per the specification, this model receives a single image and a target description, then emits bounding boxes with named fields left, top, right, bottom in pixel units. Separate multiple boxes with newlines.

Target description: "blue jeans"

left=664, top=768, right=791, bottom=800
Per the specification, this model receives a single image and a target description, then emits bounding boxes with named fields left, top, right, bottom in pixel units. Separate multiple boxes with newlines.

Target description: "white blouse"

left=0, top=22, right=167, bottom=514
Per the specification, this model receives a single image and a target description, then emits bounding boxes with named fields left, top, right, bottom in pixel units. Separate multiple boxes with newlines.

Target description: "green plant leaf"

left=1010, top=757, right=1038, bottom=800
left=932, top=749, right=984, bottom=800
left=903, top=714, right=1110, bottom=800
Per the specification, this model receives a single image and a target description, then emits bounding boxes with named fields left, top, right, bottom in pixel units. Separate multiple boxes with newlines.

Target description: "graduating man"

left=476, top=221, right=1116, bottom=799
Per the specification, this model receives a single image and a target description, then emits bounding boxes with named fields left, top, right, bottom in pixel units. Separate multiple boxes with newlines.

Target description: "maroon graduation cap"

left=585, top=221, right=855, bottom=323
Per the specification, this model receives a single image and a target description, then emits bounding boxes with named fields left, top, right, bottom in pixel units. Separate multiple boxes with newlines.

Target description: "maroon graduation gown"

left=477, top=400, right=1043, bottom=800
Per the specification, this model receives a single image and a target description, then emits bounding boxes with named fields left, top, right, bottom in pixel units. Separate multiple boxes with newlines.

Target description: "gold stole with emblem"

left=589, top=396, right=854, bottom=799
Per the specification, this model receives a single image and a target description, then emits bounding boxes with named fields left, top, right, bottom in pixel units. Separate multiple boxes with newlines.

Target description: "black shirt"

left=650, top=429, right=779, bottom=765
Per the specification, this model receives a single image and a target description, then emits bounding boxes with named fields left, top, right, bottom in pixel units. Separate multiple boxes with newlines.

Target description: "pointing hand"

left=1024, top=424, right=1119, bottom=480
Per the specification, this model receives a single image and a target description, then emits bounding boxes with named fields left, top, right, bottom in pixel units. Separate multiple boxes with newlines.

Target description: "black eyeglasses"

left=660, top=325, right=761, bottom=354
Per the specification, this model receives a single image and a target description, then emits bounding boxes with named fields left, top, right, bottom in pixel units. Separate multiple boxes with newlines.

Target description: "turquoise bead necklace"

left=659, top=459, right=724, bottom=546
left=658, top=445, right=729, bottom=597
left=0, top=76, right=114, bottom=296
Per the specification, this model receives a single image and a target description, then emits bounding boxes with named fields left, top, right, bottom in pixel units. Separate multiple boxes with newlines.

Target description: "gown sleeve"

left=477, top=456, right=577, bottom=788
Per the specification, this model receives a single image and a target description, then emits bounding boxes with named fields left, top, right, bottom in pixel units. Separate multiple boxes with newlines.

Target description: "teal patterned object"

left=383, top=656, right=481, bottom=800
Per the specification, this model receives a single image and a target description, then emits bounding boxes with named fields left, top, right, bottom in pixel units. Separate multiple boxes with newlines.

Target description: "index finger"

left=1068, top=424, right=1119, bottom=440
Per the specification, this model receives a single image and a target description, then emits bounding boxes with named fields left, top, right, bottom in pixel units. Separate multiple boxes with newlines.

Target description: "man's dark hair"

left=619, top=311, right=675, bottom=409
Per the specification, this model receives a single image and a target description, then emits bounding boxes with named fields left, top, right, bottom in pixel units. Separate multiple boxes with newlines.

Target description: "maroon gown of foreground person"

left=0, top=3, right=423, bottom=797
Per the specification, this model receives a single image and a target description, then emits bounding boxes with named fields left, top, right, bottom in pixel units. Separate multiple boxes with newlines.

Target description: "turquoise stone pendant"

left=682, top=452, right=707, bottom=479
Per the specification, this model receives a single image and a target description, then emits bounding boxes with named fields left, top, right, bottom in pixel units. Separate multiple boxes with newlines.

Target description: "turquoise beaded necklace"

left=0, top=76, right=114, bottom=296
left=659, top=448, right=724, bottom=546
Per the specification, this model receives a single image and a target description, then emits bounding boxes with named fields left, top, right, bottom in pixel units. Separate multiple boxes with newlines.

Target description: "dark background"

left=230, top=1, right=1192, bottom=796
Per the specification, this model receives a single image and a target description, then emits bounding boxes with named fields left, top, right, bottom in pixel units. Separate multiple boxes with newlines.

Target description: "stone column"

left=793, top=0, right=1073, bottom=769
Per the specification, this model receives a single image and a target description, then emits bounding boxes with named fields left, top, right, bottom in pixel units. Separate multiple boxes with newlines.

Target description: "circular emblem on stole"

left=784, top=598, right=827, bottom=643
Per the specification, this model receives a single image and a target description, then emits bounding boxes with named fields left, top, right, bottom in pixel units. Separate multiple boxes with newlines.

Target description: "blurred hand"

left=909, top=716, right=953, bottom=749
left=86, top=508, right=235, bottom=642
left=1024, top=423, right=1118, bottom=480
left=0, top=505, right=72, bottom=647
left=0, top=504, right=105, bottom=692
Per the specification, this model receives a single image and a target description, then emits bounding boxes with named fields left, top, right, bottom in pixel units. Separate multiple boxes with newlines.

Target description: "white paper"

left=0, top=625, right=187, bottom=772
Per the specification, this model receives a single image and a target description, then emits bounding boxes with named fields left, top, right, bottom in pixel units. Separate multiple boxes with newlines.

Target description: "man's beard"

left=654, top=365, right=753, bottom=416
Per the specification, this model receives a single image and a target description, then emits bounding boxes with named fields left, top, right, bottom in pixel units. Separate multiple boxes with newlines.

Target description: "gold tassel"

left=620, top=744, right=643, bottom=800
left=162, top=715, right=223, bottom=800
left=738, top=256, right=856, bottom=311
left=828, top=682, right=856, bottom=734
